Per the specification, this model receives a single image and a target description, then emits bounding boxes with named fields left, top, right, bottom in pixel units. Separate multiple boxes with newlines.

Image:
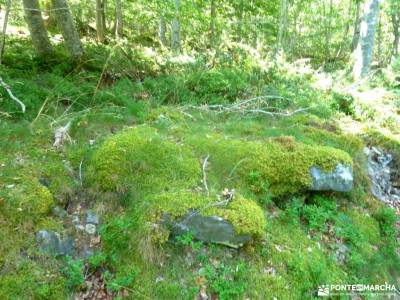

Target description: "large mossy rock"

left=151, top=191, right=266, bottom=247
left=184, top=135, right=354, bottom=196
left=88, top=127, right=353, bottom=198
left=87, top=127, right=200, bottom=193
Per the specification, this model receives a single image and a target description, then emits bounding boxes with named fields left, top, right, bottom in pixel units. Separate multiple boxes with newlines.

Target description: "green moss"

left=148, top=191, right=266, bottom=240
left=207, top=195, right=266, bottom=237
left=348, top=210, right=380, bottom=245
left=87, top=126, right=200, bottom=194
left=185, top=134, right=353, bottom=197
left=6, top=181, right=55, bottom=221
left=0, top=259, right=67, bottom=299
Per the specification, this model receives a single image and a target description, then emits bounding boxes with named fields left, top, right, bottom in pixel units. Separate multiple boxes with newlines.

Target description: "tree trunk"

left=159, top=15, right=167, bottom=46
left=391, top=12, right=399, bottom=58
left=210, top=0, right=216, bottom=48
left=171, top=0, right=181, bottom=52
left=115, top=0, right=123, bottom=37
left=22, top=0, right=53, bottom=57
left=52, top=0, right=83, bottom=60
left=324, top=0, right=334, bottom=61
left=353, top=0, right=382, bottom=80
left=377, top=11, right=382, bottom=66
left=351, top=0, right=361, bottom=51
left=102, top=0, right=107, bottom=31
left=236, top=0, right=244, bottom=42
left=96, top=0, right=105, bottom=43
left=276, top=0, right=287, bottom=56
left=0, top=0, right=11, bottom=64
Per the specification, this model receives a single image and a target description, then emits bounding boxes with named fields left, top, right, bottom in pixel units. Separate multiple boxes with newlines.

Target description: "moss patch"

left=148, top=191, right=266, bottom=241
left=185, top=134, right=353, bottom=197
left=87, top=126, right=200, bottom=195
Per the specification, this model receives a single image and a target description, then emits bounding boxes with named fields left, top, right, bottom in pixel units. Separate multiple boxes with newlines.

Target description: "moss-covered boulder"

left=87, top=127, right=200, bottom=194
left=148, top=191, right=266, bottom=247
left=185, top=134, right=354, bottom=196
left=88, top=127, right=353, bottom=202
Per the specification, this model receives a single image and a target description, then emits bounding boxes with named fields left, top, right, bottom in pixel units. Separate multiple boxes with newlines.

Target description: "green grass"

left=0, top=40, right=399, bottom=299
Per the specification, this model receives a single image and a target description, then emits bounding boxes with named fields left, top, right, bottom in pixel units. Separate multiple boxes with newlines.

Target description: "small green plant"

left=176, top=231, right=195, bottom=246
left=331, top=92, right=355, bottom=116
left=104, top=266, right=138, bottom=292
left=202, top=262, right=247, bottom=300
left=61, top=256, right=84, bottom=290
left=88, top=251, right=107, bottom=270
left=282, top=197, right=304, bottom=224
left=176, top=232, right=203, bottom=251
left=302, top=204, right=330, bottom=232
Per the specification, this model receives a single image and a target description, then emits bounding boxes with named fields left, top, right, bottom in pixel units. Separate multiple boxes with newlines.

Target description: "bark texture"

left=22, top=0, right=53, bottom=57
left=96, top=0, right=105, bottom=42
left=353, top=0, right=382, bottom=79
left=115, top=0, right=123, bottom=37
left=52, top=0, right=84, bottom=59
left=171, top=0, right=181, bottom=52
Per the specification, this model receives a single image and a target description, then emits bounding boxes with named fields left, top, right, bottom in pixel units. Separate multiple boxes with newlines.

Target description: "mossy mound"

left=1, top=180, right=55, bottom=224
left=184, top=134, right=353, bottom=196
left=148, top=191, right=266, bottom=243
left=88, top=126, right=353, bottom=201
left=87, top=126, right=200, bottom=194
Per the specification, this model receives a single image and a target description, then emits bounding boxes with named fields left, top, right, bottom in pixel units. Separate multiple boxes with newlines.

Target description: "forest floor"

left=0, top=39, right=399, bottom=299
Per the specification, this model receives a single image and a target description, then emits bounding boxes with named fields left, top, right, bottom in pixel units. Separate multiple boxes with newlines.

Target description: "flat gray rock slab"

left=310, top=163, right=353, bottom=192
left=164, top=213, right=251, bottom=248
left=36, top=230, right=75, bottom=256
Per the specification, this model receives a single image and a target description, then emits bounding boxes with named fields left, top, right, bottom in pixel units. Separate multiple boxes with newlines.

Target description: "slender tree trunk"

left=171, top=0, right=181, bottom=52
left=22, top=0, right=53, bottom=57
left=115, top=0, right=123, bottom=37
left=353, top=0, right=382, bottom=80
left=324, top=0, right=333, bottom=61
left=236, top=0, right=244, bottom=42
left=0, top=0, right=11, bottom=64
left=159, top=15, right=167, bottom=46
left=52, top=0, right=83, bottom=60
left=276, top=0, right=287, bottom=56
left=351, top=0, right=361, bottom=51
left=377, top=11, right=382, bottom=66
left=391, top=12, right=399, bottom=58
left=96, top=0, right=105, bottom=43
left=210, top=0, right=216, bottom=48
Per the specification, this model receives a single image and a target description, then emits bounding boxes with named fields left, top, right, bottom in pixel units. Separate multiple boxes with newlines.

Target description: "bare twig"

left=79, top=160, right=83, bottom=186
left=0, top=76, right=25, bottom=113
left=184, top=95, right=311, bottom=118
left=202, top=155, right=210, bottom=196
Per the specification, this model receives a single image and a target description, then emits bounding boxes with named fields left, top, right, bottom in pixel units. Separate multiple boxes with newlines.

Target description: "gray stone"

left=36, top=230, right=60, bottom=254
left=86, top=210, right=99, bottom=225
left=51, top=206, right=67, bottom=219
left=310, top=163, right=353, bottom=192
left=75, top=224, right=84, bottom=231
left=85, top=224, right=96, bottom=235
left=71, top=214, right=79, bottom=224
left=36, top=230, right=75, bottom=256
left=59, top=237, right=75, bottom=256
left=163, top=212, right=251, bottom=248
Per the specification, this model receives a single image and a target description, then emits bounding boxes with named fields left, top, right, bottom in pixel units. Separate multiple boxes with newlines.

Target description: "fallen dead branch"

left=202, top=154, right=210, bottom=196
left=0, top=76, right=25, bottom=113
left=53, top=121, right=72, bottom=148
left=184, top=95, right=312, bottom=117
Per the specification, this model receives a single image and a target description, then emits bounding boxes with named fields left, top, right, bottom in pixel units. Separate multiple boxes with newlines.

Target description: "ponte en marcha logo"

left=317, top=283, right=398, bottom=297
